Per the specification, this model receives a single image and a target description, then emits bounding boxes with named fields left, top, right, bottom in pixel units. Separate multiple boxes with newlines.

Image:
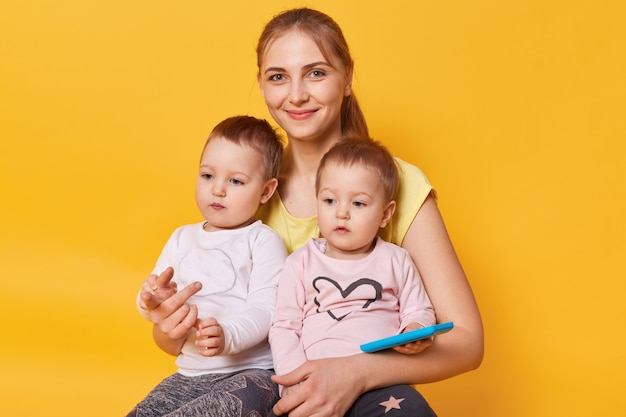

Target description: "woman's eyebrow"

left=263, top=61, right=331, bottom=74
left=263, top=66, right=285, bottom=74
left=302, top=61, right=331, bottom=70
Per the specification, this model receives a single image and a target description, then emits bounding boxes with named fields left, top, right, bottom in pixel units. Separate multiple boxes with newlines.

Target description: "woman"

left=140, top=8, right=483, bottom=417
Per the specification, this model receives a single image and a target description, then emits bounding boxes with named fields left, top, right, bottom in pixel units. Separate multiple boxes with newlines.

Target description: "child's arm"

left=269, top=254, right=309, bottom=378
left=216, top=230, right=288, bottom=355
left=391, top=248, right=436, bottom=355
left=397, top=248, right=436, bottom=332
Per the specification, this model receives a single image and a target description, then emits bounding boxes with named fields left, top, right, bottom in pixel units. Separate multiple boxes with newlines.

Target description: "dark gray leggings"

left=269, top=384, right=437, bottom=417
left=125, top=368, right=278, bottom=417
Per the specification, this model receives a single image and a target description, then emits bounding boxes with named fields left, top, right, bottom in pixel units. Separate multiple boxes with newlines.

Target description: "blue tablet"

left=360, top=322, right=454, bottom=353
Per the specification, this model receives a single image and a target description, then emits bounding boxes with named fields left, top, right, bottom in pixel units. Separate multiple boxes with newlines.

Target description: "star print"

left=226, top=375, right=275, bottom=417
left=379, top=395, right=405, bottom=413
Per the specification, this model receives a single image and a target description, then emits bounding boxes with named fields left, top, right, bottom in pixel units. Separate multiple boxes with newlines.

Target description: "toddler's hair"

left=316, top=138, right=399, bottom=202
left=204, top=116, right=283, bottom=180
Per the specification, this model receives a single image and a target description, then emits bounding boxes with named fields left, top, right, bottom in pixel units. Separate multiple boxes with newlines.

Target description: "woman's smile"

left=285, top=109, right=317, bottom=120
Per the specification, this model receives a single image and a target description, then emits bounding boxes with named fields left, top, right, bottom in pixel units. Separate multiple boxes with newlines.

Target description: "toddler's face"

left=196, top=136, right=273, bottom=231
left=316, top=162, right=394, bottom=259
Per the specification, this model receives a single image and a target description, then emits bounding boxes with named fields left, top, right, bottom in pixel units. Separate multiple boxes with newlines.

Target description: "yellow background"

left=1, top=1, right=625, bottom=415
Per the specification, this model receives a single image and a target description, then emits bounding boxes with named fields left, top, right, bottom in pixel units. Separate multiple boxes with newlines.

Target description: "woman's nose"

left=288, top=79, right=309, bottom=104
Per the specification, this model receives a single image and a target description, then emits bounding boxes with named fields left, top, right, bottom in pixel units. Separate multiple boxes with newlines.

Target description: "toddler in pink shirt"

left=269, top=138, right=437, bottom=416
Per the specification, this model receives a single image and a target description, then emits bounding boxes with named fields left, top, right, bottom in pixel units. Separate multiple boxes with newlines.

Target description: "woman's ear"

left=344, top=61, right=354, bottom=97
left=257, top=73, right=265, bottom=97
left=380, top=200, right=396, bottom=228
left=260, top=178, right=279, bottom=204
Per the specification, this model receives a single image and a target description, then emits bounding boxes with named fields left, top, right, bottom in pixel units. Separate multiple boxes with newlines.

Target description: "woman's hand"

left=195, top=317, right=225, bottom=357
left=139, top=267, right=203, bottom=352
left=271, top=357, right=366, bottom=417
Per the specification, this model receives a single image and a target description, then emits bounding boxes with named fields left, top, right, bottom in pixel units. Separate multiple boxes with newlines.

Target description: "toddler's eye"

left=353, top=201, right=366, bottom=207
left=323, top=198, right=336, bottom=205
left=230, top=178, right=244, bottom=186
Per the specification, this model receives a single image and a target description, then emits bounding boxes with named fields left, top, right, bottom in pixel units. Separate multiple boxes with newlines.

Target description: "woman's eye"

left=309, top=70, right=326, bottom=78
left=269, top=74, right=285, bottom=82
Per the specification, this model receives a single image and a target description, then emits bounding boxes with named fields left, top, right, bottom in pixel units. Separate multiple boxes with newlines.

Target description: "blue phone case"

left=360, top=322, right=454, bottom=353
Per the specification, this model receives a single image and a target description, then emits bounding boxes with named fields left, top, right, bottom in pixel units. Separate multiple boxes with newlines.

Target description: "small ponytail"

left=341, top=93, right=369, bottom=138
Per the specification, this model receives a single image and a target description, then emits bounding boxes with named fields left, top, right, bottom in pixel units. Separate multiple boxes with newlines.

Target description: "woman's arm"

left=150, top=299, right=199, bottom=355
left=152, top=319, right=193, bottom=356
left=399, top=193, right=484, bottom=378
left=271, top=194, right=483, bottom=417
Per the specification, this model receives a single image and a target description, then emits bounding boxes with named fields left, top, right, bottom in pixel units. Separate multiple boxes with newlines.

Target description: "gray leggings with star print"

left=125, top=368, right=278, bottom=417
left=269, top=384, right=437, bottom=417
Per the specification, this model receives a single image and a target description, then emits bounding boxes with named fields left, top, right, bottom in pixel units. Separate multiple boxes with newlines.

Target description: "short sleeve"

left=379, top=158, right=435, bottom=246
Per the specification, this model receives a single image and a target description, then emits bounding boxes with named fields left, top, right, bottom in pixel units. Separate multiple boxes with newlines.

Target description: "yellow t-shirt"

left=256, top=157, right=434, bottom=254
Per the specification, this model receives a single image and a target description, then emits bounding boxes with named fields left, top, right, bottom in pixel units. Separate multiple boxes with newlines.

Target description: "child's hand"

left=139, top=267, right=178, bottom=310
left=392, top=322, right=433, bottom=355
left=195, top=317, right=225, bottom=357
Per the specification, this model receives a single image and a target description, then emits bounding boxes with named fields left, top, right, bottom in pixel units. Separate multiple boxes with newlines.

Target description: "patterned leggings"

left=125, top=368, right=278, bottom=417
left=269, top=384, right=437, bottom=417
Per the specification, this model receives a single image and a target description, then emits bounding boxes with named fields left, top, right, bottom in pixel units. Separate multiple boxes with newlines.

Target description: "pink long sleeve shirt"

left=269, top=237, right=435, bottom=376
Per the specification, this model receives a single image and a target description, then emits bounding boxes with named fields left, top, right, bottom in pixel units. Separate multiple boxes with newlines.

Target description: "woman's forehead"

left=261, top=30, right=342, bottom=70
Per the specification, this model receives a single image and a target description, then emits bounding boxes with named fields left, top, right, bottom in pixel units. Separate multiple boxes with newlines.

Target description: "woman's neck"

left=278, top=138, right=340, bottom=218
left=287, top=136, right=338, bottom=167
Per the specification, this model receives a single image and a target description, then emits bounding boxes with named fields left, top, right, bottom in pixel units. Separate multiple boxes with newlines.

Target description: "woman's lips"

left=285, top=109, right=317, bottom=120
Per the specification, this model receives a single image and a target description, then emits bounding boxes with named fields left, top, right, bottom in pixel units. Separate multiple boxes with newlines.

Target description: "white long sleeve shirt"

left=145, top=220, right=287, bottom=376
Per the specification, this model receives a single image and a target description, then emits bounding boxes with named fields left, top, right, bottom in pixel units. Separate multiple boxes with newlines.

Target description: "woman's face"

left=258, top=30, right=352, bottom=143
